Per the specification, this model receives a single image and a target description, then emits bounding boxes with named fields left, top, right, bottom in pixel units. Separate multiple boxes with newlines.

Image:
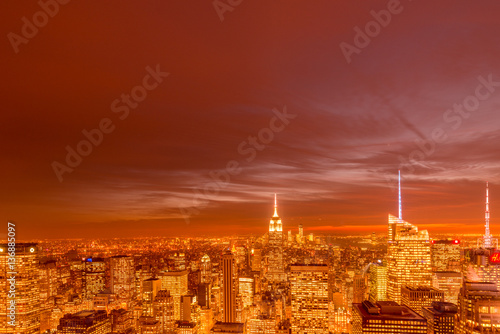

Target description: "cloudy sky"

left=2, top=0, right=500, bottom=239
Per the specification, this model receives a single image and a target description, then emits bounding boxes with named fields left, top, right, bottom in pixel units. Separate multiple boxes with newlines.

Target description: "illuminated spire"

left=398, top=170, right=402, bottom=222
left=484, top=182, right=491, bottom=248
left=273, top=193, right=279, bottom=217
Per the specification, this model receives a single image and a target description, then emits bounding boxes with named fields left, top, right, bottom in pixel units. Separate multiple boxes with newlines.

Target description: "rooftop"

left=354, top=301, right=426, bottom=321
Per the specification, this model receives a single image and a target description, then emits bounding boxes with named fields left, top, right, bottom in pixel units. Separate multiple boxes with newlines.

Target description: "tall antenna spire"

left=398, top=170, right=402, bottom=222
left=484, top=182, right=491, bottom=248
left=273, top=193, right=279, bottom=217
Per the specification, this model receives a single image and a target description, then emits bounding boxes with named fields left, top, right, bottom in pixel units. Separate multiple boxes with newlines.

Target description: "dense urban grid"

left=1, top=180, right=499, bottom=334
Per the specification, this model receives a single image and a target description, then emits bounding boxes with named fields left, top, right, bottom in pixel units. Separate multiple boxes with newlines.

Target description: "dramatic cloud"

left=1, top=1, right=500, bottom=239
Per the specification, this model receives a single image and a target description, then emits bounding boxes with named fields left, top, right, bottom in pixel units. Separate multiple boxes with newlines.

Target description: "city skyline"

left=3, top=2, right=500, bottom=333
left=6, top=178, right=498, bottom=240
left=2, top=1, right=500, bottom=239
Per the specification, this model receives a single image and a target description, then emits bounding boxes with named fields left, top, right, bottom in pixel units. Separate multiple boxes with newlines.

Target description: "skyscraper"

left=267, top=194, right=285, bottom=282
left=201, top=254, right=212, bottom=284
left=353, top=273, right=367, bottom=304
left=0, top=243, right=41, bottom=334
left=368, top=261, right=387, bottom=303
left=250, top=248, right=261, bottom=272
left=238, top=277, right=254, bottom=309
left=142, top=278, right=161, bottom=316
left=465, top=248, right=500, bottom=292
left=82, top=257, right=106, bottom=300
left=222, top=250, right=236, bottom=323
left=290, top=264, right=329, bottom=333
left=456, top=282, right=500, bottom=333
left=432, top=271, right=462, bottom=304
left=431, top=240, right=461, bottom=272
left=422, top=302, right=457, bottom=334
left=387, top=172, right=432, bottom=304
left=110, top=255, right=135, bottom=306
left=153, top=290, right=175, bottom=333
left=401, top=286, right=444, bottom=316
left=387, top=219, right=432, bottom=304
left=158, top=270, right=188, bottom=320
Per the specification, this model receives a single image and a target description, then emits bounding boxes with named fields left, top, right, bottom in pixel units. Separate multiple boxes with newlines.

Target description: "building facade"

left=401, top=286, right=444, bottom=316
left=387, top=214, right=432, bottom=304
left=290, top=264, right=329, bottom=333
left=456, top=282, right=500, bottom=334
left=0, top=243, right=41, bottom=334
left=267, top=194, right=285, bottom=282
left=352, top=300, right=427, bottom=334
left=422, top=302, right=457, bottom=334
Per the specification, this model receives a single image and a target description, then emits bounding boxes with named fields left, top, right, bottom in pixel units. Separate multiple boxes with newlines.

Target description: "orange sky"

left=1, top=1, right=500, bottom=240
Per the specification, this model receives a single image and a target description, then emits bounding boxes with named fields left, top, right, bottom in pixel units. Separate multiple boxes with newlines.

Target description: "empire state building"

left=267, top=194, right=286, bottom=282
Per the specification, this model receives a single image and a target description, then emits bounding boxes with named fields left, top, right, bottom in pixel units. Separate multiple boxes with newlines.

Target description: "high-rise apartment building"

left=0, top=243, right=41, bottom=334
left=352, top=300, right=427, bottom=334
left=290, top=264, right=329, bottom=333
left=267, top=194, right=285, bottom=282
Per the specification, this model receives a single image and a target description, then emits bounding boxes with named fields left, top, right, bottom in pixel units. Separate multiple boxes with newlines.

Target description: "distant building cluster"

left=1, top=185, right=500, bottom=333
